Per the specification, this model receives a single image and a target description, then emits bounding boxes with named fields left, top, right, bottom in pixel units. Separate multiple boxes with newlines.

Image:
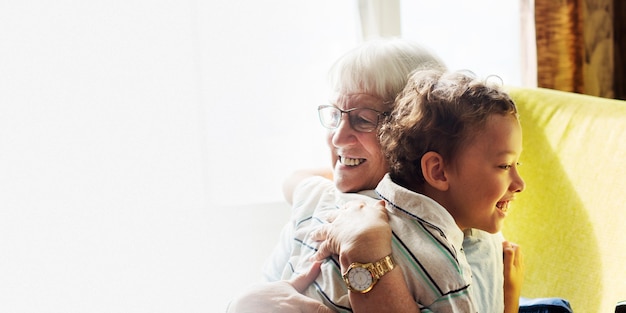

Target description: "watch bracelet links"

left=371, top=255, right=395, bottom=279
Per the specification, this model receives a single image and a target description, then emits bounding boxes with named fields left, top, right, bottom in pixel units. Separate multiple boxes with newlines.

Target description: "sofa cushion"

left=504, top=87, right=626, bottom=312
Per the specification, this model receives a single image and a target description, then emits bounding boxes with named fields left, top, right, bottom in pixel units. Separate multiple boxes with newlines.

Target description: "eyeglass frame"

left=317, top=104, right=390, bottom=133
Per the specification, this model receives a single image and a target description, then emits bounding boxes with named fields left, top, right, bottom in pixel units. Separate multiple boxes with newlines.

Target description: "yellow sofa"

left=503, top=87, right=626, bottom=313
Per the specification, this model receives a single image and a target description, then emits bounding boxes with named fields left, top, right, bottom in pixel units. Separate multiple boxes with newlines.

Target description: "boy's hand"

left=503, top=241, right=524, bottom=313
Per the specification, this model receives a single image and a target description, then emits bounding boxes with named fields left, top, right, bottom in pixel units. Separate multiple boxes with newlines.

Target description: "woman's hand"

left=503, top=241, right=524, bottom=313
left=226, top=262, right=334, bottom=313
left=310, top=200, right=421, bottom=313
left=310, top=200, right=392, bottom=269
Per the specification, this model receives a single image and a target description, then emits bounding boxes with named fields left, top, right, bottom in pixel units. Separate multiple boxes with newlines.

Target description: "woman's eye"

left=355, top=116, right=375, bottom=126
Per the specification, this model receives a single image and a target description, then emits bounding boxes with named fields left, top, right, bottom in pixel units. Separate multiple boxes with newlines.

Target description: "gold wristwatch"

left=342, top=254, right=395, bottom=293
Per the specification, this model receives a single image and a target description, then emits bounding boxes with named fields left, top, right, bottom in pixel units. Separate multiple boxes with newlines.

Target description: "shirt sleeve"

left=463, top=229, right=504, bottom=313
left=262, top=219, right=295, bottom=281
left=261, top=176, right=335, bottom=281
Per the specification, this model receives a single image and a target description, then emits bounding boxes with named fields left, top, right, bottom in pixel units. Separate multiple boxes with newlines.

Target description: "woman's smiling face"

left=326, top=93, right=389, bottom=193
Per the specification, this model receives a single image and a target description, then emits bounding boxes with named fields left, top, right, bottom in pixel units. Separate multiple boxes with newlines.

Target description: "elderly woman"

left=227, top=39, right=522, bottom=313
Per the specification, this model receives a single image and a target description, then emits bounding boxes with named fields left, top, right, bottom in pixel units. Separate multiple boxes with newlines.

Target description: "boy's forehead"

left=478, top=115, right=522, bottom=152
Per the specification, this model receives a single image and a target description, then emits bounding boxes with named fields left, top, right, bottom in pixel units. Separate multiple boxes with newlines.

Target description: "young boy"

left=283, top=70, right=525, bottom=312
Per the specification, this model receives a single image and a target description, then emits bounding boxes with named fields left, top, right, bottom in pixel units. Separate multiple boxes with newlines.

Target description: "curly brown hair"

left=379, top=70, right=518, bottom=191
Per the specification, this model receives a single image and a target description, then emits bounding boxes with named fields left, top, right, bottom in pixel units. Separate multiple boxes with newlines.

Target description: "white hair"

left=329, top=38, right=447, bottom=103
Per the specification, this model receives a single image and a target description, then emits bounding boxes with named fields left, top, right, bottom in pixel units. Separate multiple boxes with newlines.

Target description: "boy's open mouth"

left=496, top=200, right=510, bottom=213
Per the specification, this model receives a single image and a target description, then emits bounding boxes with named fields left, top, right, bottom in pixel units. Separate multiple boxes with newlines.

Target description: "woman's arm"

left=227, top=262, right=334, bottom=313
left=282, top=167, right=333, bottom=204
left=311, top=200, right=421, bottom=313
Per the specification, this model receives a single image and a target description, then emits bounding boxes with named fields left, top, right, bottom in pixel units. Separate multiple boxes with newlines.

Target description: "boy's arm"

left=503, top=241, right=524, bottom=313
left=282, top=167, right=333, bottom=204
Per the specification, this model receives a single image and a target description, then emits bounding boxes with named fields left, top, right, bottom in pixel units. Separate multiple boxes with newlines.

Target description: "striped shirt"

left=280, top=174, right=477, bottom=313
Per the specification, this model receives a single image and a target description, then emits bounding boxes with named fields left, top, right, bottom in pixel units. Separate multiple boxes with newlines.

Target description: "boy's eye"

left=499, top=162, right=521, bottom=170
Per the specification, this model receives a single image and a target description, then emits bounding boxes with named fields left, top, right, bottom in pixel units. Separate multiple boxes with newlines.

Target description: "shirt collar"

left=375, top=174, right=465, bottom=249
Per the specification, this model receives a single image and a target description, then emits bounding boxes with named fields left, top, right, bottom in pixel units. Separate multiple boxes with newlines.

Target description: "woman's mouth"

left=339, top=156, right=366, bottom=166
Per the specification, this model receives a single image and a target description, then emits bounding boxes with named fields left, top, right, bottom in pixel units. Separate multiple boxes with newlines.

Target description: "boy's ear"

left=421, top=151, right=449, bottom=191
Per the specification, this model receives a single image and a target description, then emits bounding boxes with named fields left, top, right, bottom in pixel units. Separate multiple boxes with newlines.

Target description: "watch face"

left=347, top=266, right=373, bottom=292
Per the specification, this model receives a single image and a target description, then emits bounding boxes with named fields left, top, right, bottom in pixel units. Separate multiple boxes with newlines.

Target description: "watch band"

left=370, top=255, right=395, bottom=279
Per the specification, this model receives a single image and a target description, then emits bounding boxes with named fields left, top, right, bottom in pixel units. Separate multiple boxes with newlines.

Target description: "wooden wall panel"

left=535, top=0, right=584, bottom=93
left=583, top=0, right=614, bottom=98
left=535, top=0, right=620, bottom=98
left=614, top=0, right=626, bottom=100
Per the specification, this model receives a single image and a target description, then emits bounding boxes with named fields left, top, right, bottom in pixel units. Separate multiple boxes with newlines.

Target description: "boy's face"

left=444, top=114, right=525, bottom=233
left=326, top=92, right=389, bottom=193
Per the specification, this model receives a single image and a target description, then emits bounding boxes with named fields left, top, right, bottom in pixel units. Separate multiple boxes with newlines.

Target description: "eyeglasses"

left=317, top=105, right=389, bottom=133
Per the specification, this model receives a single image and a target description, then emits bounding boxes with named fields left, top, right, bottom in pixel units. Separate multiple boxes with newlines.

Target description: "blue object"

left=518, top=297, right=573, bottom=313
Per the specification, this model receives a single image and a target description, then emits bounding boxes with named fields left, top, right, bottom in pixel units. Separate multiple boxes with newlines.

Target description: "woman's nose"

left=331, top=115, right=357, bottom=147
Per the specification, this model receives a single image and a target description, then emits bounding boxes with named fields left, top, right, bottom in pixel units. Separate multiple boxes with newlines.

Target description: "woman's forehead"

left=332, top=92, right=389, bottom=110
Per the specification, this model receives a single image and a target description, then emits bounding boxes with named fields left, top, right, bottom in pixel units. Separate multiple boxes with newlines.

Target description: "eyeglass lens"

left=318, top=106, right=381, bottom=132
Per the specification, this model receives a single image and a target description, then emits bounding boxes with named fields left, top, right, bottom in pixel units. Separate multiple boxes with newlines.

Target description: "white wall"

left=0, top=1, right=212, bottom=312
left=400, top=0, right=523, bottom=86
